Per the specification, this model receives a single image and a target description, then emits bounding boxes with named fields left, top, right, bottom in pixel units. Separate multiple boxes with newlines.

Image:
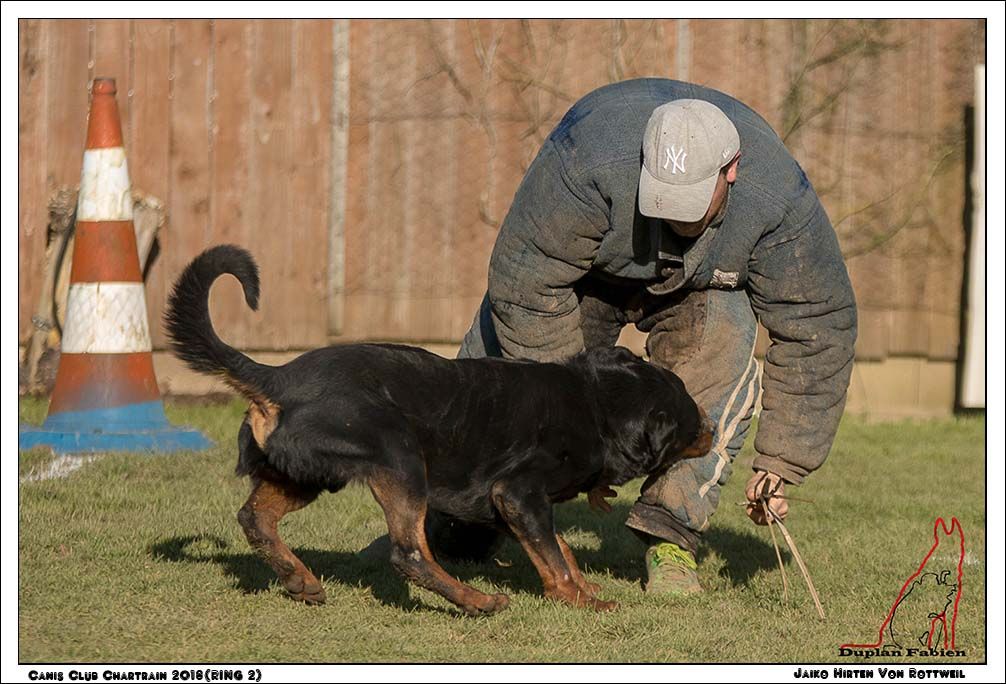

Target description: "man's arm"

left=487, top=141, right=609, bottom=361
left=746, top=200, right=858, bottom=485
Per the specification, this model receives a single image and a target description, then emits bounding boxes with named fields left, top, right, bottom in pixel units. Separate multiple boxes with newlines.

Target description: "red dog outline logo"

left=842, top=517, right=964, bottom=651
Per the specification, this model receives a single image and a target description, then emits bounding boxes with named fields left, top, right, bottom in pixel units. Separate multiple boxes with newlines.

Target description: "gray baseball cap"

left=639, top=99, right=740, bottom=222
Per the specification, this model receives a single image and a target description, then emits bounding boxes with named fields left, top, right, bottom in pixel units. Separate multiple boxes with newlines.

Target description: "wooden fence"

left=19, top=18, right=985, bottom=361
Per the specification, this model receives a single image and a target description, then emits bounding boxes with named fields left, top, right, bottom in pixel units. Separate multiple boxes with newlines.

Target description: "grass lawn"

left=18, top=398, right=986, bottom=663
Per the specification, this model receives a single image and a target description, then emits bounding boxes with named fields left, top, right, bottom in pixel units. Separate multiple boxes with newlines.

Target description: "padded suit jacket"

left=486, top=78, right=858, bottom=484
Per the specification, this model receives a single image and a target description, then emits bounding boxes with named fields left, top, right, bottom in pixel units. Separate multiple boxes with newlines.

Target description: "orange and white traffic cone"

left=20, top=78, right=210, bottom=453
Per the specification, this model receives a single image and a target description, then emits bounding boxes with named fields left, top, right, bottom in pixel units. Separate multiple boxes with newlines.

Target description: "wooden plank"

left=290, top=19, right=333, bottom=347
left=341, top=19, right=371, bottom=340
left=249, top=20, right=294, bottom=348
left=890, top=309, right=930, bottom=357
left=450, top=18, right=490, bottom=338
left=422, top=19, right=459, bottom=341
left=926, top=20, right=972, bottom=361
left=883, top=21, right=918, bottom=359
left=927, top=311, right=960, bottom=362
left=348, top=19, right=396, bottom=339
left=761, top=19, right=794, bottom=136
left=397, top=19, right=430, bottom=340
left=45, top=19, right=90, bottom=193
left=168, top=20, right=213, bottom=346
left=477, top=17, right=513, bottom=302
left=854, top=308, right=892, bottom=362
left=572, top=20, right=610, bottom=100
left=328, top=18, right=350, bottom=337
left=368, top=19, right=406, bottom=339
left=396, top=18, right=458, bottom=342
left=92, top=19, right=133, bottom=149
left=889, top=21, right=930, bottom=357
left=209, top=19, right=255, bottom=348
left=847, top=20, right=894, bottom=359
left=615, top=19, right=670, bottom=81
left=689, top=19, right=725, bottom=91
left=519, top=19, right=578, bottom=148
left=449, top=20, right=488, bottom=338
left=800, top=22, right=844, bottom=230
left=18, top=19, right=49, bottom=344
left=131, top=19, right=172, bottom=349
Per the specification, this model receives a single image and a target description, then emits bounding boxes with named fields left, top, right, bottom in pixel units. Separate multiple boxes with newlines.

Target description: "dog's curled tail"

left=164, top=245, right=276, bottom=404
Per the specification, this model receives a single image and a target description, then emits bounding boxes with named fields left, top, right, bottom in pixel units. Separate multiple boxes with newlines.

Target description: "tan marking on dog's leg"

left=491, top=484, right=616, bottom=611
left=512, top=525, right=615, bottom=611
left=237, top=476, right=325, bottom=604
left=369, top=472, right=509, bottom=616
left=556, top=534, right=602, bottom=598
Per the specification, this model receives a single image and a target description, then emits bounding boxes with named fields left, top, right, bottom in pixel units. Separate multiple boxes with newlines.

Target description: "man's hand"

left=744, top=470, right=789, bottom=525
left=587, top=485, right=618, bottom=513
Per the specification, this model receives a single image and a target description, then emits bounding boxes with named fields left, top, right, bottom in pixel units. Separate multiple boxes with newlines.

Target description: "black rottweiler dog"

left=165, top=245, right=713, bottom=615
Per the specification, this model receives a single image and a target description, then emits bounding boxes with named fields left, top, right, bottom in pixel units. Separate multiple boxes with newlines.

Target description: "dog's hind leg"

left=492, top=480, right=616, bottom=611
left=238, top=475, right=325, bottom=604
left=369, top=469, right=510, bottom=616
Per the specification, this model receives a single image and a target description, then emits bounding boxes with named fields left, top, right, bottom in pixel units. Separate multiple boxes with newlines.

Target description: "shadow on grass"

left=555, top=500, right=783, bottom=588
left=698, top=525, right=786, bottom=587
left=149, top=498, right=780, bottom=613
left=148, top=533, right=430, bottom=612
left=147, top=533, right=549, bottom=614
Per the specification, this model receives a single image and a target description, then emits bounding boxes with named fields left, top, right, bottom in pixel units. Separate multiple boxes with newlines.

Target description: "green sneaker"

left=644, top=542, right=702, bottom=595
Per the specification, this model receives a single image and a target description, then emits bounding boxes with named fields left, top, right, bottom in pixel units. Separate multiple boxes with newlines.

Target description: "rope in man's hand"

left=742, top=470, right=826, bottom=619
left=745, top=470, right=789, bottom=525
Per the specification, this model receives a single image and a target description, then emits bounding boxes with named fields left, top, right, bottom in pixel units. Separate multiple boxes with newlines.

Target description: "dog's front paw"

left=463, top=592, right=510, bottom=616
left=283, top=574, right=327, bottom=605
left=589, top=597, right=618, bottom=612
left=487, top=592, right=510, bottom=613
left=547, top=586, right=617, bottom=612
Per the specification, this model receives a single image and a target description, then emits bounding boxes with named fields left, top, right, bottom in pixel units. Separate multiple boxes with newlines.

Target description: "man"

left=451, top=78, right=857, bottom=594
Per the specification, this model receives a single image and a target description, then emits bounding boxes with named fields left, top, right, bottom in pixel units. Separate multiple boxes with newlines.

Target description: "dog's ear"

left=644, top=408, right=680, bottom=466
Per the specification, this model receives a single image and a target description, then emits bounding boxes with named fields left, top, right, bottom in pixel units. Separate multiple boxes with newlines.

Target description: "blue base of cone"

left=19, top=400, right=213, bottom=454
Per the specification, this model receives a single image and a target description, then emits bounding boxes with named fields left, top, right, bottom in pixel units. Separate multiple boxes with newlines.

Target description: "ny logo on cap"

left=663, top=145, right=687, bottom=174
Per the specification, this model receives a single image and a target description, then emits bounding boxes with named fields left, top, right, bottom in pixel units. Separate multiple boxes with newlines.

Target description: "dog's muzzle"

left=680, top=406, right=714, bottom=459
